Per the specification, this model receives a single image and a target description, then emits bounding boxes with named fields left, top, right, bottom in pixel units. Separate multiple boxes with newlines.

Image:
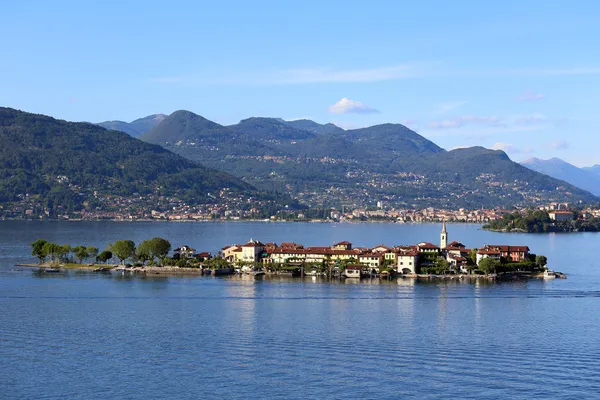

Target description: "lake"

left=1, top=221, right=600, bottom=399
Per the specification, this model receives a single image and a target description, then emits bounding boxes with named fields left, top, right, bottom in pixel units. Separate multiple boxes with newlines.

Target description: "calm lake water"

left=1, top=221, right=600, bottom=399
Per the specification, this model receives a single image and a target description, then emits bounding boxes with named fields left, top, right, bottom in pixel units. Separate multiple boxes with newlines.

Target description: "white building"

left=241, top=239, right=265, bottom=263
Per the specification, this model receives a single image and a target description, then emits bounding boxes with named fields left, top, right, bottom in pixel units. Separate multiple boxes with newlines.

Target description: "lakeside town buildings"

left=220, top=222, right=530, bottom=275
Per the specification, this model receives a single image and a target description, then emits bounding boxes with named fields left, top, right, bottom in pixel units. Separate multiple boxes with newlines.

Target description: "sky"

left=2, top=0, right=599, bottom=166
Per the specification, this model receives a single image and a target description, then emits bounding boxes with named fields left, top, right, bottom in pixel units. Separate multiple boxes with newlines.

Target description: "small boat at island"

left=342, top=266, right=361, bottom=279
left=544, top=269, right=556, bottom=279
left=44, top=267, right=61, bottom=273
left=214, top=268, right=235, bottom=276
left=251, top=270, right=265, bottom=277
left=94, top=267, right=110, bottom=272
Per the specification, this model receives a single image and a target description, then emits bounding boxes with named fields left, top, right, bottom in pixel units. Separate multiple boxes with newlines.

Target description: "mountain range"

left=521, top=157, right=600, bottom=196
left=0, top=108, right=295, bottom=218
left=97, top=114, right=167, bottom=137
left=124, top=110, right=598, bottom=209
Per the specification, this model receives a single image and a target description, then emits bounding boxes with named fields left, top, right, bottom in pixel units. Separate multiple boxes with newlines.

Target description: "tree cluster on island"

left=483, top=210, right=600, bottom=232
left=30, top=237, right=230, bottom=269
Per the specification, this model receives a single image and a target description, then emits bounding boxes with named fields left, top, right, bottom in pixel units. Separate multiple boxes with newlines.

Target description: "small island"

left=483, top=209, right=600, bottom=233
left=22, top=223, right=563, bottom=280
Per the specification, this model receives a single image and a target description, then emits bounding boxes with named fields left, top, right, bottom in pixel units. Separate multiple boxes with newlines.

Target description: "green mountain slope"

left=98, top=114, right=166, bottom=137
left=0, top=108, right=275, bottom=217
left=138, top=110, right=598, bottom=209
left=141, top=110, right=223, bottom=144
left=283, top=119, right=345, bottom=135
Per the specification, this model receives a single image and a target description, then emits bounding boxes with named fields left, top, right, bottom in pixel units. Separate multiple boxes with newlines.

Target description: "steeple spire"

left=440, top=218, right=448, bottom=249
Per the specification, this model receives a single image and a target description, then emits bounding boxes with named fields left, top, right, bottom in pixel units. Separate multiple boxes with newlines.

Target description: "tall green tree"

left=97, top=250, right=113, bottom=264
left=31, top=239, right=49, bottom=264
left=135, top=240, right=153, bottom=263
left=87, top=247, right=99, bottom=264
left=536, top=255, right=548, bottom=267
left=57, top=244, right=71, bottom=263
left=73, top=245, right=89, bottom=264
left=150, top=237, right=171, bottom=266
left=42, top=242, right=61, bottom=264
left=433, top=257, right=450, bottom=274
left=111, top=240, right=136, bottom=265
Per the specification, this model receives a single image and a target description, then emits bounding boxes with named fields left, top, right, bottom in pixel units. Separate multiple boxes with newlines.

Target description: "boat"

left=214, top=268, right=235, bottom=276
left=252, top=270, right=265, bottom=277
left=44, top=267, right=61, bottom=273
left=94, top=267, right=110, bottom=272
left=342, top=266, right=361, bottom=278
left=543, top=269, right=556, bottom=279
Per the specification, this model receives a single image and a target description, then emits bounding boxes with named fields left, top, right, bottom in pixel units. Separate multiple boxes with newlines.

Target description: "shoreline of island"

left=14, top=263, right=566, bottom=280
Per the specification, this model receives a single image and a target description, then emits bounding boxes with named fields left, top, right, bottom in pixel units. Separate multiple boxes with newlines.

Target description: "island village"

left=163, top=221, right=553, bottom=279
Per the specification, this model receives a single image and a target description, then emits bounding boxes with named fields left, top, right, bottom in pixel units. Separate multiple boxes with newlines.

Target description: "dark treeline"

left=483, top=210, right=600, bottom=233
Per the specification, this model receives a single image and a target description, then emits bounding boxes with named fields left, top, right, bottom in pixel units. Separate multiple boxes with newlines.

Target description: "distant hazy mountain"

left=582, top=165, right=600, bottom=177
left=139, top=110, right=598, bottom=208
left=521, top=157, right=600, bottom=196
left=98, top=114, right=166, bottom=137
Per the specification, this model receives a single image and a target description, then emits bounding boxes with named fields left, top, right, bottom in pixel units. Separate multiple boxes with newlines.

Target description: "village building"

left=173, top=245, right=196, bottom=258
left=548, top=210, right=574, bottom=222
left=476, top=246, right=501, bottom=265
left=332, top=241, right=352, bottom=250
left=358, top=253, right=383, bottom=270
left=195, top=252, right=212, bottom=262
left=241, top=238, right=265, bottom=263
left=222, top=245, right=243, bottom=263
left=396, top=249, right=419, bottom=274
left=486, top=245, right=530, bottom=262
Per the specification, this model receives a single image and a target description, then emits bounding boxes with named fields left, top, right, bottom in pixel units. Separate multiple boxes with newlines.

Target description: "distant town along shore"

left=27, top=222, right=562, bottom=280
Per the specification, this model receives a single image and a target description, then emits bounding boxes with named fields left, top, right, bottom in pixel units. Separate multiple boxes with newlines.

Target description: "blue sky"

left=2, top=0, right=599, bottom=166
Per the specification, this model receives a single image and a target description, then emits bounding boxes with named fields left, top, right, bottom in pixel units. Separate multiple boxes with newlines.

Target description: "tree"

left=73, top=245, right=89, bottom=264
left=42, top=242, right=61, bottom=264
left=97, top=250, right=112, bottom=264
left=57, top=244, right=71, bottom=263
left=433, top=257, right=450, bottom=274
left=87, top=247, right=99, bottom=264
left=135, top=240, right=153, bottom=263
left=111, top=240, right=136, bottom=265
left=468, top=248, right=478, bottom=265
left=536, top=255, right=548, bottom=268
left=150, top=237, right=171, bottom=266
left=478, top=258, right=499, bottom=274
left=31, top=239, right=49, bottom=264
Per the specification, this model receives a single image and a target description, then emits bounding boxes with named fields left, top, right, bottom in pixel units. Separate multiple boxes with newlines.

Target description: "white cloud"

left=328, top=98, right=379, bottom=114
left=434, top=101, right=467, bottom=115
left=548, top=140, right=570, bottom=150
left=514, top=113, right=547, bottom=125
left=428, top=115, right=503, bottom=129
left=492, top=142, right=534, bottom=154
left=150, top=64, right=600, bottom=86
left=423, top=113, right=551, bottom=138
left=516, top=91, right=545, bottom=101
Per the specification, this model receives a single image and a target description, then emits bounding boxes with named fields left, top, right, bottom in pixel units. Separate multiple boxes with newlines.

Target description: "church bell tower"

left=440, top=219, right=448, bottom=249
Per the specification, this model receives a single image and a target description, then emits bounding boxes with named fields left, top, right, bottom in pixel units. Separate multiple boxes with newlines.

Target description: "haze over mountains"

left=521, top=157, right=600, bottom=196
left=124, top=109, right=598, bottom=209
left=98, top=114, right=167, bottom=137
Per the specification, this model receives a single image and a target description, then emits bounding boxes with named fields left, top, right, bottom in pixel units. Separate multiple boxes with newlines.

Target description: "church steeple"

left=440, top=219, right=448, bottom=249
